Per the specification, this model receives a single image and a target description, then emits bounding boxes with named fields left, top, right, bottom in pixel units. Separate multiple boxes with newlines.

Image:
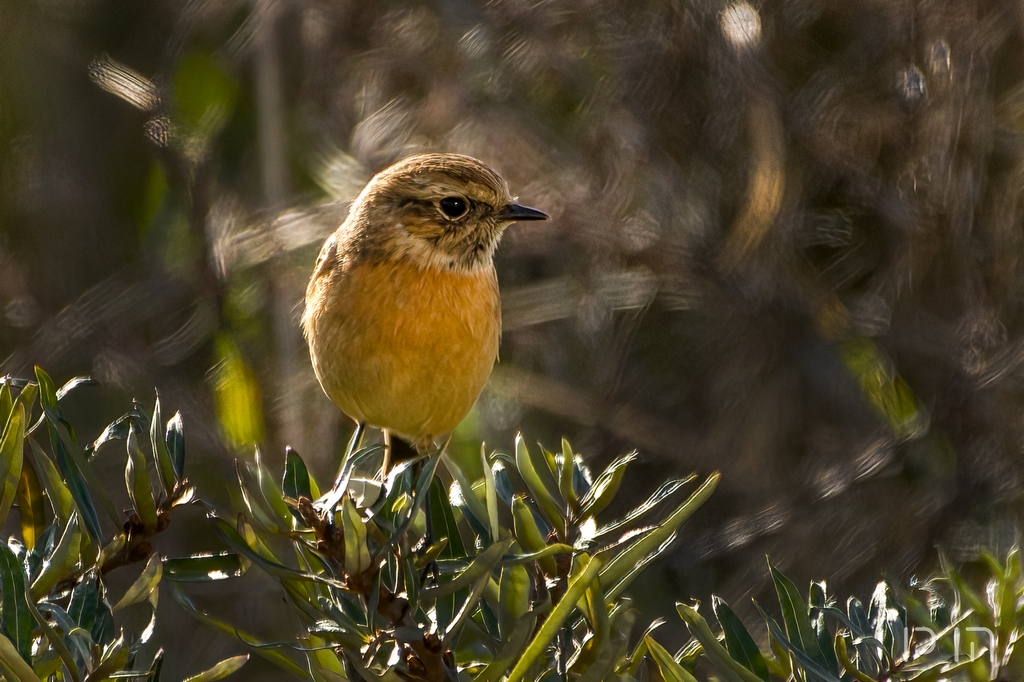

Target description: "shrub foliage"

left=0, top=370, right=1020, bottom=682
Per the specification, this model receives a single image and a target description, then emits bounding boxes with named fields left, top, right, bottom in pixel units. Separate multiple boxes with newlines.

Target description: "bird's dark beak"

left=497, top=203, right=549, bottom=222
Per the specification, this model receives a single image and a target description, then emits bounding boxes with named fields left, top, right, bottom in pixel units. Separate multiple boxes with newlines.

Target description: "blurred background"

left=4, top=0, right=1024, bottom=676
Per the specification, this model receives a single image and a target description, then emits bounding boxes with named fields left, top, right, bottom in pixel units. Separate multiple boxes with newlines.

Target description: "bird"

left=302, top=152, right=548, bottom=474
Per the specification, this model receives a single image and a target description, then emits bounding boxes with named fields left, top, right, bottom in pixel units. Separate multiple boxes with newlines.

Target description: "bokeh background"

left=4, top=0, right=1024, bottom=676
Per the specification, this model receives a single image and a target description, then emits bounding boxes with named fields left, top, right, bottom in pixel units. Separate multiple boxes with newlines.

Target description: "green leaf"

left=166, top=411, right=185, bottom=481
left=0, top=383, right=12, bottom=434
left=441, top=451, right=490, bottom=542
left=592, top=477, right=693, bottom=540
left=713, top=596, right=770, bottom=682
left=0, top=632, right=41, bottom=682
left=164, top=553, right=246, bottom=582
left=30, top=513, right=82, bottom=599
left=600, top=473, right=719, bottom=596
left=126, top=425, right=159, bottom=531
left=34, top=367, right=59, bottom=413
left=506, top=553, right=603, bottom=682
left=146, top=649, right=164, bottom=682
left=208, top=516, right=347, bottom=590
left=113, top=553, right=162, bottom=610
left=514, top=434, right=565, bottom=537
left=151, top=393, right=177, bottom=497
left=768, top=560, right=826, bottom=666
left=42, top=414, right=104, bottom=541
left=645, top=635, right=699, bottom=682
left=579, top=450, right=636, bottom=519
left=0, top=543, right=33, bottom=664
left=443, top=560, right=494, bottom=645
left=676, top=602, right=764, bottom=682
left=282, top=448, right=315, bottom=528
left=579, top=606, right=635, bottom=682
left=475, top=614, right=537, bottom=682
left=305, top=636, right=347, bottom=681
left=25, top=439, right=74, bottom=523
left=809, top=582, right=839, bottom=674
left=182, top=654, right=249, bottom=682
left=15, top=459, right=46, bottom=551
left=11, top=383, right=36, bottom=429
left=26, top=600, right=83, bottom=682
left=499, top=560, right=532, bottom=640
left=254, top=446, right=291, bottom=526
left=481, top=447, right=500, bottom=543
left=511, top=495, right=557, bottom=576
left=754, top=603, right=843, bottom=682
left=90, top=634, right=130, bottom=681
left=429, top=479, right=465, bottom=559
left=559, top=438, right=579, bottom=515
left=0, top=404, right=26, bottom=527
left=68, top=570, right=115, bottom=646
left=55, top=376, right=95, bottom=400
left=341, top=496, right=371, bottom=576
left=422, top=539, right=513, bottom=600
left=282, top=448, right=313, bottom=502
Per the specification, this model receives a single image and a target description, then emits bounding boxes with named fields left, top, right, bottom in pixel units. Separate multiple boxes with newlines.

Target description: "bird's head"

left=350, top=153, right=548, bottom=272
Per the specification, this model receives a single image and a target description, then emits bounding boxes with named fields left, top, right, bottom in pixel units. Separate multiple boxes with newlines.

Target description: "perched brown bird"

left=302, top=153, right=547, bottom=465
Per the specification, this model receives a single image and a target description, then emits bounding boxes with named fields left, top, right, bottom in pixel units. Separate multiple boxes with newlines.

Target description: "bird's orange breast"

left=305, top=259, right=501, bottom=442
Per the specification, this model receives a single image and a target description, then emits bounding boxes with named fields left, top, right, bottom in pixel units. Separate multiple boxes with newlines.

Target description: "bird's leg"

left=381, top=429, right=392, bottom=481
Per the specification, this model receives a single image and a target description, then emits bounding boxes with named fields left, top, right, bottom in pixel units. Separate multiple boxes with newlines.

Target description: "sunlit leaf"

left=422, top=539, right=512, bottom=601
left=441, top=451, right=490, bottom=542
left=113, top=553, right=163, bottom=610
left=645, top=635, right=699, bottom=682
left=182, top=654, right=249, bottom=682
left=56, top=376, right=96, bottom=401
left=578, top=450, right=637, bottom=519
left=514, top=434, right=565, bottom=537
left=506, top=554, right=603, bottom=682
left=0, top=632, right=41, bottom=682
left=208, top=516, right=347, bottom=590
left=599, top=473, right=718, bottom=596
left=26, top=439, right=74, bottom=524
left=499, top=560, right=531, bottom=640
left=482, top=447, right=500, bottom=543
left=341, top=496, right=371, bottom=576
left=0, top=404, right=26, bottom=527
left=511, top=495, right=557, bottom=576
left=676, top=602, right=765, bottom=682
left=26, top=600, right=83, bottom=681
left=30, top=513, right=82, bottom=599
left=164, top=553, right=246, bottom=582
left=166, top=410, right=185, bottom=481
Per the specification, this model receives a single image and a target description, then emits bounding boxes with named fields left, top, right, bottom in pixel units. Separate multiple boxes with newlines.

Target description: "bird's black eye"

left=439, top=196, right=468, bottom=219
